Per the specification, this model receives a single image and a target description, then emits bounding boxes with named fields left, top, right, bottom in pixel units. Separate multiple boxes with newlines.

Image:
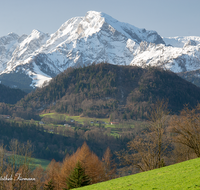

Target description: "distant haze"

left=0, top=0, right=200, bottom=38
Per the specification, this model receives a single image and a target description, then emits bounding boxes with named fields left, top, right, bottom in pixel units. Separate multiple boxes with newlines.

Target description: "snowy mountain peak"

left=85, top=10, right=103, bottom=20
left=30, top=29, right=46, bottom=37
left=0, top=32, right=19, bottom=46
left=21, top=29, right=49, bottom=45
left=84, top=10, right=115, bottom=26
left=7, top=32, right=19, bottom=39
left=184, top=39, right=197, bottom=47
left=76, top=11, right=105, bottom=37
left=0, top=11, right=200, bottom=91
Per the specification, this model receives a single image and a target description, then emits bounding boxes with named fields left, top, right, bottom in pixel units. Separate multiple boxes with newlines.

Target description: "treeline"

left=0, top=102, right=40, bottom=120
left=17, top=63, right=200, bottom=121
left=0, top=83, right=26, bottom=104
left=0, top=118, right=130, bottom=161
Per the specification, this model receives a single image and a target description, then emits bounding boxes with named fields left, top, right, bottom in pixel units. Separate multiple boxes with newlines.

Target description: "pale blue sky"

left=0, top=0, right=199, bottom=38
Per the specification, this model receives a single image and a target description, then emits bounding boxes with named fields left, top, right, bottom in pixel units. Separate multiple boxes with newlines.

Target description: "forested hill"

left=0, top=83, right=26, bottom=104
left=18, top=63, right=200, bottom=120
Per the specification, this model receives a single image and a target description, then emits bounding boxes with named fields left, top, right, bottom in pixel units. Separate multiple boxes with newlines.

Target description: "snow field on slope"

left=29, top=62, right=52, bottom=88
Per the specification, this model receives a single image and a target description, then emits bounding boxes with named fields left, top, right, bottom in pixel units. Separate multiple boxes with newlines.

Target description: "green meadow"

left=7, top=154, right=51, bottom=170
left=78, top=158, right=200, bottom=190
left=39, top=112, right=147, bottom=138
left=31, top=157, right=51, bottom=170
left=39, top=112, right=144, bottom=128
left=40, top=113, right=110, bottom=125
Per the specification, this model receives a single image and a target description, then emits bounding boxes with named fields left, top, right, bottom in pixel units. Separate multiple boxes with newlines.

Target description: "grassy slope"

left=79, top=158, right=200, bottom=190
left=40, top=113, right=110, bottom=125
left=7, top=154, right=51, bottom=170
left=31, top=157, right=51, bottom=170
left=39, top=112, right=145, bottom=138
left=39, top=112, right=141, bottom=128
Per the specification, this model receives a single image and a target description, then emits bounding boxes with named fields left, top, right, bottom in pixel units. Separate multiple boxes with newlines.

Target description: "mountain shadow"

left=0, top=83, right=27, bottom=104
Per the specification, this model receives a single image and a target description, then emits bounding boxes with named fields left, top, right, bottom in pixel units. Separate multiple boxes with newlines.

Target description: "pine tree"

left=65, top=161, right=91, bottom=189
left=59, top=142, right=106, bottom=187
left=44, top=179, right=55, bottom=190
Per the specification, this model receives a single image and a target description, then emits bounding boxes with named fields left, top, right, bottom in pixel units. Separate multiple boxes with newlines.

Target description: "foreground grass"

left=79, top=158, right=200, bottom=190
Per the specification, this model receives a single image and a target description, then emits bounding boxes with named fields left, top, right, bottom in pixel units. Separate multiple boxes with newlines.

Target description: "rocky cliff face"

left=0, top=11, right=200, bottom=90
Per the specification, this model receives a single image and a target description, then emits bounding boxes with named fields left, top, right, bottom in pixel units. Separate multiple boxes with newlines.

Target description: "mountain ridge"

left=0, top=11, right=200, bottom=90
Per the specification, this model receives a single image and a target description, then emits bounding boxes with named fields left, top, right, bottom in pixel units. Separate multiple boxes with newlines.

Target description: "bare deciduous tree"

left=148, top=99, right=170, bottom=168
left=169, top=104, right=200, bottom=157
left=2, top=140, right=34, bottom=190
left=116, top=100, right=170, bottom=172
left=102, top=147, right=116, bottom=180
left=0, top=144, right=7, bottom=190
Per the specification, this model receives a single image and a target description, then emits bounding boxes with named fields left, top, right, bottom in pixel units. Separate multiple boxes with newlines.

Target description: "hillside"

left=0, top=83, right=26, bottom=104
left=17, top=63, right=200, bottom=120
left=78, top=157, right=200, bottom=190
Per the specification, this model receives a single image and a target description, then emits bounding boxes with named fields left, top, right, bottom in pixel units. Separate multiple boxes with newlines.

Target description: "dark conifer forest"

left=17, top=63, right=200, bottom=120
left=0, top=83, right=26, bottom=104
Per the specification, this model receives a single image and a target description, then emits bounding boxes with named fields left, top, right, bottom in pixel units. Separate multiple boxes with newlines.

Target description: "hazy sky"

left=0, top=0, right=199, bottom=38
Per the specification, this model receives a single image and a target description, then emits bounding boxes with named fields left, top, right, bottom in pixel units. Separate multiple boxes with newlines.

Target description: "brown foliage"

left=44, top=159, right=61, bottom=190
left=31, top=166, right=46, bottom=190
left=102, top=147, right=116, bottom=180
left=1, top=163, right=42, bottom=190
left=169, top=103, right=200, bottom=157
left=58, top=142, right=107, bottom=189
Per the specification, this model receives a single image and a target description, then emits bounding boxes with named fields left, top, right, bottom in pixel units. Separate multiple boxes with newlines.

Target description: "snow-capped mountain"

left=130, top=37, right=200, bottom=73
left=0, top=11, right=200, bottom=91
left=0, top=33, right=27, bottom=71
